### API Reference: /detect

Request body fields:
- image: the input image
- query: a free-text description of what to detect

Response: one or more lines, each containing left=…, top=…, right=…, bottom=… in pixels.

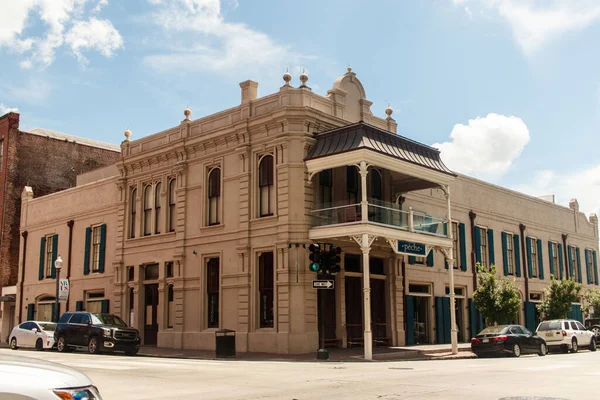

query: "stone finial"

left=184, top=106, right=192, bottom=120
left=385, top=104, right=393, bottom=120
left=299, top=69, right=308, bottom=87
left=569, top=198, right=579, bottom=212
left=283, top=69, right=292, bottom=86
left=347, top=65, right=352, bottom=73
left=590, top=213, right=598, bottom=225
left=124, top=128, right=131, bottom=141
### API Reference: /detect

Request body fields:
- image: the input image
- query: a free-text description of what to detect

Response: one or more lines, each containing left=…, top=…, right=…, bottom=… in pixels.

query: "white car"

left=535, top=319, right=597, bottom=353
left=9, top=321, right=56, bottom=351
left=0, top=353, right=103, bottom=399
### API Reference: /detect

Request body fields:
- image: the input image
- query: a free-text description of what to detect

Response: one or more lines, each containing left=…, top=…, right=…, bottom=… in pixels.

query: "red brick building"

left=0, top=112, right=121, bottom=341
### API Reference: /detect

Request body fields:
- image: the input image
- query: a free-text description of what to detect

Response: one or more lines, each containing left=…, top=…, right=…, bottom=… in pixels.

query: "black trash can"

left=215, top=329, right=236, bottom=358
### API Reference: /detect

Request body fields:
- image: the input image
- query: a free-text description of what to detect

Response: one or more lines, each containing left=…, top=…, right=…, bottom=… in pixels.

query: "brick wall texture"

left=0, top=112, right=121, bottom=287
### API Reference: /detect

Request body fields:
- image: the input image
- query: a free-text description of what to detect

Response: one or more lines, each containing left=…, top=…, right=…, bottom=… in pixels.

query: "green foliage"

left=473, top=263, right=521, bottom=326
left=583, top=288, right=600, bottom=318
left=537, top=278, right=582, bottom=319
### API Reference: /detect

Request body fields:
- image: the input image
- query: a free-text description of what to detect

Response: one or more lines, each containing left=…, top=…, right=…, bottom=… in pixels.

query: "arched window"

left=168, top=179, right=176, bottom=232
left=143, top=185, right=152, bottom=236
left=207, top=168, right=221, bottom=225
left=36, top=296, right=56, bottom=322
left=258, top=155, right=274, bottom=217
left=167, top=285, right=174, bottom=328
left=154, top=183, right=162, bottom=234
left=129, top=188, right=137, bottom=239
left=371, top=169, right=383, bottom=200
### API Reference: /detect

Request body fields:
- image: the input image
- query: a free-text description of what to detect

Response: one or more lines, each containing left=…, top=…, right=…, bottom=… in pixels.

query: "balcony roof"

left=305, top=122, right=455, bottom=177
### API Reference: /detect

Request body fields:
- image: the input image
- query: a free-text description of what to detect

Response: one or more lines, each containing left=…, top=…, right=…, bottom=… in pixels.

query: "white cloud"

left=93, top=0, right=108, bottom=13
left=514, top=165, right=600, bottom=218
left=0, top=104, right=19, bottom=116
left=451, top=0, right=600, bottom=54
left=143, top=0, right=311, bottom=78
left=432, top=113, right=530, bottom=180
left=66, top=17, right=123, bottom=64
left=0, top=0, right=122, bottom=68
left=0, top=77, right=53, bottom=104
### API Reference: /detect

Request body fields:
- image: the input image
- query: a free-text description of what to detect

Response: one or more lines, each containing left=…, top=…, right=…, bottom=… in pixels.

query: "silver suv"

left=535, top=319, right=597, bottom=353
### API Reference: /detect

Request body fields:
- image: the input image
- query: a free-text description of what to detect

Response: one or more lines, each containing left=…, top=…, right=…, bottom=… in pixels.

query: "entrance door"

left=345, top=277, right=363, bottom=346
left=370, top=279, right=387, bottom=344
left=144, top=284, right=159, bottom=346
left=408, top=296, right=431, bottom=345
left=317, top=284, right=336, bottom=346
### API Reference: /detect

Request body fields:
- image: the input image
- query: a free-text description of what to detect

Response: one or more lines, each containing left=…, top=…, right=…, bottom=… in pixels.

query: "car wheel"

left=571, top=338, right=578, bottom=353
left=10, top=337, right=18, bottom=350
left=589, top=338, right=597, bottom=352
left=125, top=349, right=139, bottom=356
left=35, top=338, right=44, bottom=351
left=512, top=343, right=521, bottom=358
left=592, top=326, right=600, bottom=336
left=88, top=337, right=100, bottom=355
left=538, top=343, right=547, bottom=356
left=56, top=336, right=68, bottom=353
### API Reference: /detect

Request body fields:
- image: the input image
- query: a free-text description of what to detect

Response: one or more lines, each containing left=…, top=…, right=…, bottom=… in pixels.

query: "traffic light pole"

left=317, top=281, right=328, bottom=360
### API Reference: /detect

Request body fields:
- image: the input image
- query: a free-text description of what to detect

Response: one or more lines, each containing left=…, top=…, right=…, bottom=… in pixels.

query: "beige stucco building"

left=15, top=69, right=600, bottom=357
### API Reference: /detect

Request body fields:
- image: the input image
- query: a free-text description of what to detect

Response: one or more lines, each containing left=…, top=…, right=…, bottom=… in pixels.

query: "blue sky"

left=1, top=0, right=600, bottom=217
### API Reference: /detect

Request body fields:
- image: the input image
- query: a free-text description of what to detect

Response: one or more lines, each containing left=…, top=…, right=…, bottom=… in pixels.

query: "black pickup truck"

left=54, top=311, right=141, bottom=355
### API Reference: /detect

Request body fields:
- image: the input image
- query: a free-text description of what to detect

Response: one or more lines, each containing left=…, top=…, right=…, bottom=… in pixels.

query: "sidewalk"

left=0, top=342, right=475, bottom=362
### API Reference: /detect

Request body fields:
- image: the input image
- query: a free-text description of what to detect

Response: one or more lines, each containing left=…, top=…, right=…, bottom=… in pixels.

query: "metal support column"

left=444, top=186, right=459, bottom=355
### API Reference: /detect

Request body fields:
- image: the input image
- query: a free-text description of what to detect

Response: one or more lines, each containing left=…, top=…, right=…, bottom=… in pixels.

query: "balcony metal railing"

left=310, top=199, right=447, bottom=236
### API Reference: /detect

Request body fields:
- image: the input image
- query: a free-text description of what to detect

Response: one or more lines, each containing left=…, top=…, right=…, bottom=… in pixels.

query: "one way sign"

left=313, top=280, right=334, bottom=289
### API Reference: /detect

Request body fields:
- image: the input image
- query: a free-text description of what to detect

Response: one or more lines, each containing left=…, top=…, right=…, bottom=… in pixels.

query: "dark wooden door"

left=144, top=284, right=159, bottom=346
left=318, top=284, right=336, bottom=344
left=370, top=279, right=387, bottom=342
left=345, top=277, right=363, bottom=345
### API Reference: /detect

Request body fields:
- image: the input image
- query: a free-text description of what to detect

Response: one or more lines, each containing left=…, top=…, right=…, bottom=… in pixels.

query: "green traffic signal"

left=309, top=262, right=320, bottom=272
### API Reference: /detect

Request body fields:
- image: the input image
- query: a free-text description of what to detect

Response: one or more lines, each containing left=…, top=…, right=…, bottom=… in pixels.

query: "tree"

left=473, top=263, right=521, bottom=326
left=537, top=278, right=582, bottom=319
left=583, top=288, right=600, bottom=319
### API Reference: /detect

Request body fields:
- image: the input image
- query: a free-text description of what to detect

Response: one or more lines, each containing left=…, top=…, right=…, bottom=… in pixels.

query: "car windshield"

left=38, top=323, right=56, bottom=331
left=478, top=326, right=509, bottom=335
left=91, top=314, right=128, bottom=327
left=537, top=321, right=561, bottom=331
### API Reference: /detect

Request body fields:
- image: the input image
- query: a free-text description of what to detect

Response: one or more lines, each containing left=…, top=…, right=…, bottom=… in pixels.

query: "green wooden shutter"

left=426, top=250, right=434, bottom=267
left=568, top=246, right=574, bottom=278
left=487, top=229, right=495, bottom=266
left=468, top=299, right=477, bottom=338
left=98, top=224, right=107, bottom=273
left=84, top=227, right=92, bottom=275
left=548, top=242, right=555, bottom=276
left=593, top=250, right=599, bottom=285
left=38, top=237, right=46, bottom=280
left=474, top=227, right=481, bottom=264
left=101, top=299, right=110, bottom=314
left=435, top=297, right=444, bottom=344
left=526, top=237, right=533, bottom=278
left=576, top=248, right=582, bottom=283
left=405, top=295, right=414, bottom=345
left=442, top=297, right=451, bottom=344
left=537, top=240, right=544, bottom=280
left=558, top=243, right=565, bottom=280
left=586, top=250, right=592, bottom=284
left=51, top=303, right=57, bottom=322
left=501, top=232, right=509, bottom=276
left=444, top=224, right=448, bottom=269
left=408, top=256, right=416, bottom=265
left=514, top=234, right=521, bottom=277
left=76, top=301, right=84, bottom=311
left=27, top=304, right=35, bottom=321
left=50, top=234, right=58, bottom=279
left=459, top=223, right=467, bottom=271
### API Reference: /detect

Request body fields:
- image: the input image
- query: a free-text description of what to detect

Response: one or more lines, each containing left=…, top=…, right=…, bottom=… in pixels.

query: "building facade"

left=0, top=112, right=121, bottom=342
left=16, top=70, right=600, bottom=356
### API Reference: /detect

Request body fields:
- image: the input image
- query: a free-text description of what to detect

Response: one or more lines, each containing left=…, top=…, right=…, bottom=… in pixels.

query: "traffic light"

left=308, top=243, right=321, bottom=272
left=330, top=246, right=342, bottom=274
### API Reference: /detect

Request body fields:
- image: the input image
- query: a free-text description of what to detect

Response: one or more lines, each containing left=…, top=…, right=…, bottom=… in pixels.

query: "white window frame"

left=505, top=232, right=515, bottom=275
left=551, top=242, right=559, bottom=279
left=479, top=227, right=488, bottom=268
left=530, top=237, right=538, bottom=278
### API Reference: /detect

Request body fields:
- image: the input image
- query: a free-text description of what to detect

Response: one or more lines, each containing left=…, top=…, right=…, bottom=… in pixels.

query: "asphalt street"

left=1, top=348, right=596, bottom=400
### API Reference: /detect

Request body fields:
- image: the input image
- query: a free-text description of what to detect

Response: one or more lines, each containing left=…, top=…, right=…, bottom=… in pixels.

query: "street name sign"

left=58, top=279, right=69, bottom=304
left=312, top=280, right=334, bottom=289
left=397, top=240, right=427, bottom=256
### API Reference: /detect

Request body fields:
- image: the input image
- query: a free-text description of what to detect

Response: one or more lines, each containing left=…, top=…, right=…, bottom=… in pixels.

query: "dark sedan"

left=471, top=324, right=547, bottom=358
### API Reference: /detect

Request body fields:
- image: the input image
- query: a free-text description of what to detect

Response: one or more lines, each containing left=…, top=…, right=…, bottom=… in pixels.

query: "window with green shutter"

left=593, top=250, right=599, bottom=285
left=487, top=229, right=495, bottom=266
left=513, top=234, right=521, bottom=277
left=38, top=237, right=46, bottom=280
left=459, top=223, right=467, bottom=271
left=537, top=239, right=544, bottom=280
left=527, top=237, right=536, bottom=278
left=549, top=242, right=559, bottom=279
left=557, top=243, right=564, bottom=280
left=576, top=248, right=582, bottom=283
left=502, top=232, right=515, bottom=276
